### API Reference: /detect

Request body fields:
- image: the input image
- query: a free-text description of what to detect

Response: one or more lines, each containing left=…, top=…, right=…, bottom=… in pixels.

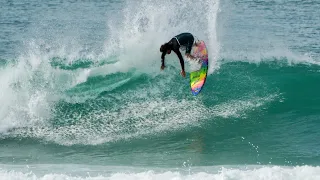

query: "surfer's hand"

left=180, top=70, right=186, bottom=77
left=186, top=53, right=195, bottom=60
left=161, top=65, right=165, bottom=70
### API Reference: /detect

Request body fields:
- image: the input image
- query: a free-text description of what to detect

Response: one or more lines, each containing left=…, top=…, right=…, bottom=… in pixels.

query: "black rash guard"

left=161, top=33, right=194, bottom=72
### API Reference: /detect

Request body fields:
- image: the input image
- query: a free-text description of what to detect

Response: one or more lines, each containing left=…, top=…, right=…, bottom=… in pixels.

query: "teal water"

left=1, top=0, right=320, bottom=179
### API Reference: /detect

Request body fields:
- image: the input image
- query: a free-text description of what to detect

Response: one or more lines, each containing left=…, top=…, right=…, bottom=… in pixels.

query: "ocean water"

left=1, top=0, right=320, bottom=179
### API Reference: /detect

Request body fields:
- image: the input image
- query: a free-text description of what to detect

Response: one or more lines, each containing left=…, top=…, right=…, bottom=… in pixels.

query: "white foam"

left=210, top=94, right=277, bottom=119
left=1, top=166, right=320, bottom=180
left=5, top=80, right=278, bottom=146
left=206, top=0, right=221, bottom=74
left=220, top=46, right=318, bottom=66
left=103, top=0, right=221, bottom=76
left=0, top=39, right=95, bottom=134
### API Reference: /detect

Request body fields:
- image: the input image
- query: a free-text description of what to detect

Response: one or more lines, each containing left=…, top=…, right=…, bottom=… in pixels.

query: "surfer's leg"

left=186, top=36, right=198, bottom=60
left=185, top=36, right=194, bottom=54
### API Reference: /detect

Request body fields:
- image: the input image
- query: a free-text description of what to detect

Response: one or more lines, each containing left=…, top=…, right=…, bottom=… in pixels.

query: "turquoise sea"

left=1, top=0, right=320, bottom=179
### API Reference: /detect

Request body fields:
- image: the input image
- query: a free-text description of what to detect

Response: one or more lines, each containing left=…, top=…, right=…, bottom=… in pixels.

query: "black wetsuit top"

left=161, top=33, right=194, bottom=71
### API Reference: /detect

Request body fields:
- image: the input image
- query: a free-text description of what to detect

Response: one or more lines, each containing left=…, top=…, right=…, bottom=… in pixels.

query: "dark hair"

left=160, top=43, right=168, bottom=52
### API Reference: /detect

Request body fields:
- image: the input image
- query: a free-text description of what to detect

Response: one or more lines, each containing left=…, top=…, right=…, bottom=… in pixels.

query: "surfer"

left=160, top=32, right=197, bottom=77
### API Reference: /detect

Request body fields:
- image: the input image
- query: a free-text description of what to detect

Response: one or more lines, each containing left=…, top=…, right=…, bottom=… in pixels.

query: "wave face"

left=1, top=0, right=320, bottom=179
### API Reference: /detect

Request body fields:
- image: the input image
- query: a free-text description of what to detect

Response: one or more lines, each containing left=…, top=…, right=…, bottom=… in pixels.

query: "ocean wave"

left=1, top=165, right=319, bottom=180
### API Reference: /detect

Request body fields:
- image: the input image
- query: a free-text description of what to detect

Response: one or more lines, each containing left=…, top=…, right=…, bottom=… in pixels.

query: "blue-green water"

left=1, top=0, right=320, bottom=179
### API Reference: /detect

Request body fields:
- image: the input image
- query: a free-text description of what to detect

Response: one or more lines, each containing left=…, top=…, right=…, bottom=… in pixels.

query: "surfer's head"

left=160, top=43, right=171, bottom=54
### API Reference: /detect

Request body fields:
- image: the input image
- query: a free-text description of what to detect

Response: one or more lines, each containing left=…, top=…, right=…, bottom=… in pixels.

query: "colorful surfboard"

left=190, top=40, right=208, bottom=96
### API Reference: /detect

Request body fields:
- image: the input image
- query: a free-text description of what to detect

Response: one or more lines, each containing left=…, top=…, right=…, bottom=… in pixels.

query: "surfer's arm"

left=161, top=52, right=166, bottom=66
left=175, top=50, right=185, bottom=72
left=161, top=52, right=166, bottom=70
